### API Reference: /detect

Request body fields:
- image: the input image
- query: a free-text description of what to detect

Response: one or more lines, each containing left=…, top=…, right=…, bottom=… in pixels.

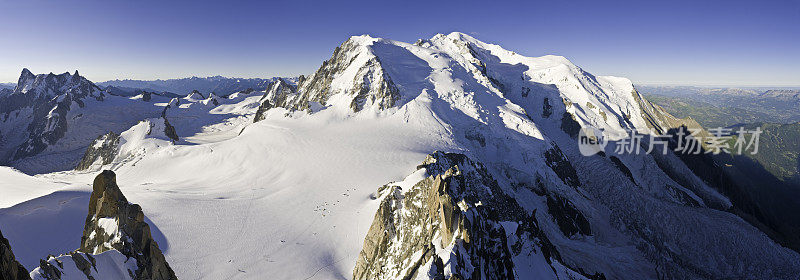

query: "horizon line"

left=1, top=75, right=798, bottom=89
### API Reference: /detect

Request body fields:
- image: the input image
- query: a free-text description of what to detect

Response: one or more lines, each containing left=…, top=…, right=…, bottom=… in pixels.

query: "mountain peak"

left=438, top=31, right=479, bottom=42
left=20, top=68, right=33, bottom=77
left=16, top=68, right=36, bottom=91
left=347, top=34, right=379, bottom=44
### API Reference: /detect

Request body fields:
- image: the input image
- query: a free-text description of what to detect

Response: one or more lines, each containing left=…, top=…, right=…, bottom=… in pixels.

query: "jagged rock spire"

left=79, top=170, right=177, bottom=280
left=1, top=68, right=106, bottom=163
left=354, top=152, right=532, bottom=280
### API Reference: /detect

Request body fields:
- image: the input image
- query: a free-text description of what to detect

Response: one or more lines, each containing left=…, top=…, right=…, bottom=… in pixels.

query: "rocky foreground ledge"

left=28, top=170, right=177, bottom=280
left=353, top=152, right=602, bottom=280
left=1, top=228, right=30, bottom=280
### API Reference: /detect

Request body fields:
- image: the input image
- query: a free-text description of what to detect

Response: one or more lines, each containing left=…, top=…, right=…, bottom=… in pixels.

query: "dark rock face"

left=560, top=112, right=581, bottom=138
left=206, top=93, right=219, bottom=106
left=542, top=97, right=553, bottom=118
left=254, top=79, right=296, bottom=122
left=1, top=229, right=30, bottom=280
left=75, top=132, right=121, bottom=170
left=0, top=69, right=105, bottom=163
left=609, top=156, right=636, bottom=185
left=35, top=252, right=109, bottom=280
left=158, top=101, right=180, bottom=143
left=543, top=146, right=581, bottom=188
left=79, top=170, right=177, bottom=280
left=162, top=118, right=179, bottom=143
left=263, top=79, right=297, bottom=109
left=253, top=100, right=272, bottom=123
left=464, top=129, right=486, bottom=147
left=189, top=90, right=204, bottom=99
left=35, top=257, right=61, bottom=280
left=353, top=152, right=517, bottom=280
left=353, top=152, right=597, bottom=280
left=546, top=194, right=592, bottom=237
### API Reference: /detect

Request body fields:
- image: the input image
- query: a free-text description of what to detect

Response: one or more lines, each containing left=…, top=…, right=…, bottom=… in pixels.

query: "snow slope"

left=1, top=32, right=798, bottom=279
left=30, top=250, right=137, bottom=280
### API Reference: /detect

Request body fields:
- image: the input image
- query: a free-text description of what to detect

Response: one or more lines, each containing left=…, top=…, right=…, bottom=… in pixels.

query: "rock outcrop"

left=31, top=250, right=137, bottom=280
left=353, top=152, right=595, bottom=280
left=162, top=117, right=179, bottom=143
left=1, top=229, right=30, bottom=280
left=160, top=102, right=180, bottom=143
left=78, top=170, right=177, bottom=280
left=254, top=79, right=297, bottom=122
left=75, top=132, right=121, bottom=171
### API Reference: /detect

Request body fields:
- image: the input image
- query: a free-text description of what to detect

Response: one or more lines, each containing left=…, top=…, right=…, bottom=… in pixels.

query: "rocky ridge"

left=29, top=170, right=177, bottom=280
left=354, top=152, right=600, bottom=280
left=75, top=132, right=120, bottom=171
left=254, top=78, right=297, bottom=122
left=0, top=69, right=106, bottom=163
left=1, top=229, right=30, bottom=280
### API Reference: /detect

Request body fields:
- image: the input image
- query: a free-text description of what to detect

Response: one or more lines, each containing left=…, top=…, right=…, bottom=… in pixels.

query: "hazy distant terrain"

left=731, top=123, right=800, bottom=182
left=642, top=86, right=800, bottom=183
left=640, top=86, right=800, bottom=127
left=97, top=76, right=290, bottom=96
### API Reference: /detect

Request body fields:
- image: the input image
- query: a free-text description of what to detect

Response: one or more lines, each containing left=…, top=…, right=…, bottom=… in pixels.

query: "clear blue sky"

left=0, top=0, right=798, bottom=86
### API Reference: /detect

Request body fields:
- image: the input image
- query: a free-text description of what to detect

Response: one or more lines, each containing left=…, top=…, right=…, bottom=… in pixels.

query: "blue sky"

left=0, top=0, right=797, bottom=86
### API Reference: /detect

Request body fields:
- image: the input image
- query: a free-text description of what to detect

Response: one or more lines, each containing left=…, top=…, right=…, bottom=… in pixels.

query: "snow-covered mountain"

left=1, top=32, right=799, bottom=280
left=0, top=69, right=272, bottom=174
left=0, top=69, right=163, bottom=173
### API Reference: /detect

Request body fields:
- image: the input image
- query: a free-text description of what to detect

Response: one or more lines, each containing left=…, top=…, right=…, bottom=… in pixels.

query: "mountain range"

left=1, top=32, right=799, bottom=280
left=0, top=83, right=14, bottom=91
left=97, top=76, right=292, bottom=97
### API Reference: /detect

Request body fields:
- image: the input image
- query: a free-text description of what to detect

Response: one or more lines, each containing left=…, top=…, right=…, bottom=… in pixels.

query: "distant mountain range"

left=0, top=69, right=272, bottom=173
left=641, top=86, right=800, bottom=127
left=97, top=76, right=295, bottom=97
left=639, top=86, right=800, bottom=98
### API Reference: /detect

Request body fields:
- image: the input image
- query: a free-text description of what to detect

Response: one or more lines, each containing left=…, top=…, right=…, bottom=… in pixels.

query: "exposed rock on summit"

left=75, top=132, right=121, bottom=171
left=78, top=170, right=177, bottom=280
